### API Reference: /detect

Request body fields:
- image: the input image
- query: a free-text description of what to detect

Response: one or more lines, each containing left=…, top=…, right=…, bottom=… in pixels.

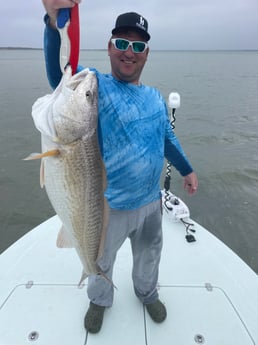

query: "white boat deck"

left=0, top=214, right=257, bottom=344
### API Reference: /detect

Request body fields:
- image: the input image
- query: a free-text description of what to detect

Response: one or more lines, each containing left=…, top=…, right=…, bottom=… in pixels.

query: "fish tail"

left=97, top=271, right=118, bottom=290
left=77, top=270, right=117, bottom=290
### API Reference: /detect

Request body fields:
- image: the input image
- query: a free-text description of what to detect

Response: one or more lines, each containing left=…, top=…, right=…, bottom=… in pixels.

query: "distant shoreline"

left=0, top=47, right=43, bottom=51
left=1, top=47, right=257, bottom=52
left=0, top=47, right=105, bottom=51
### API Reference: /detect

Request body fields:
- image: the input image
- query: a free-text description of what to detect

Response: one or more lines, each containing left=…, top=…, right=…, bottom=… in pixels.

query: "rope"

left=57, top=5, right=80, bottom=75
left=68, top=4, right=80, bottom=75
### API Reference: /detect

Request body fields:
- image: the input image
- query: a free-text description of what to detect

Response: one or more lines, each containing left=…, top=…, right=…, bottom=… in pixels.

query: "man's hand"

left=183, top=172, right=198, bottom=195
left=42, top=0, right=81, bottom=28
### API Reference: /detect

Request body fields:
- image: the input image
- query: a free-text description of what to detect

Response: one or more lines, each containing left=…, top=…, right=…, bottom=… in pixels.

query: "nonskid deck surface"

left=0, top=215, right=257, bottom=344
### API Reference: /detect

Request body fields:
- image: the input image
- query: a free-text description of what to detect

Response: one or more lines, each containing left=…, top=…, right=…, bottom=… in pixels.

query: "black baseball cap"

left=112, top=12, right=151, bottom=41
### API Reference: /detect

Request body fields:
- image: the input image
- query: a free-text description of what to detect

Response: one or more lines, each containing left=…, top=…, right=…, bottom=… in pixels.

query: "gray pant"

left=87, top=200, right=163, bottom=307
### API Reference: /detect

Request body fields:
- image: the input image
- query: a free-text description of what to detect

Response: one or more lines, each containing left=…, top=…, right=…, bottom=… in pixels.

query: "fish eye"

left=86, top=90, right=92, bottom=99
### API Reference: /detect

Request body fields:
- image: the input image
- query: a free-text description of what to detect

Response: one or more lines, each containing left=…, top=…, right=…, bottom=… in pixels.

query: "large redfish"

left=26, top=67, right=108, bottom=284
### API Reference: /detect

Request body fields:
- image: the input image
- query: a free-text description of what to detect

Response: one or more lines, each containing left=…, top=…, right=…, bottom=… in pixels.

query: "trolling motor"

left=163, top=92, right=181, bottom=209
left=162, top=93, right=196, bottom=242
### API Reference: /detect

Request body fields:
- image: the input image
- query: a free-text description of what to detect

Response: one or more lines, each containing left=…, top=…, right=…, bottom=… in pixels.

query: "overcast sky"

left=1, top=0, right=257, bottom=50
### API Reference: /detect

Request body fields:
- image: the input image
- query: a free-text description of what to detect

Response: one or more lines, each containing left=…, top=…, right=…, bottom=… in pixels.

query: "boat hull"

left=0, top=214, right=257, bottom=344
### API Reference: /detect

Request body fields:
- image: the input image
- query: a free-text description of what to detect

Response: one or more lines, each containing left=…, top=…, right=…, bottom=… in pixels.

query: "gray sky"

left=1, top=0, right=258, bottom=50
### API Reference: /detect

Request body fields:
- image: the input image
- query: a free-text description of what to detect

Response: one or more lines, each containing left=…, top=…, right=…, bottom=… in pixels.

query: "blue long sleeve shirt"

left=43, top=20, right=193, bottom=210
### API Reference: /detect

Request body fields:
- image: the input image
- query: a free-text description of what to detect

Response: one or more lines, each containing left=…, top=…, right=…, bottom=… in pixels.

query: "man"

left=41, top=0, right=198, bottom=333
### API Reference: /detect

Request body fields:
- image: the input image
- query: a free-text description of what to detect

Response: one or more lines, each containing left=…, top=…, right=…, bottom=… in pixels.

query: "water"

left=0, top=49, right=258, bottom=273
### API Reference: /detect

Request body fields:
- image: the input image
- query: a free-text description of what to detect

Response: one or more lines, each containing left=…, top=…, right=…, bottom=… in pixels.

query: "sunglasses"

left=111, top=38, right=148, bottom=53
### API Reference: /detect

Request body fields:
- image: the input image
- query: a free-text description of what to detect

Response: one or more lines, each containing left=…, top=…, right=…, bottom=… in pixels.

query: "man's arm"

left=43, top=15, right=62, bottom=89
left=164, top=117, right=198, bottom=195
left=164, top=122, right=193, bottom=177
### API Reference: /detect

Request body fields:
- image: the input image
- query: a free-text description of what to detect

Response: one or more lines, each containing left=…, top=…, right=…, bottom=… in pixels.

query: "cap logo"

left=139, top=16, right=145, bottom=26
left=136, top=16, right=146, bottom=31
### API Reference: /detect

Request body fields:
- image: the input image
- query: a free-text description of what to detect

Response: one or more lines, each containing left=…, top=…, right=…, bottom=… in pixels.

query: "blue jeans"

left=87, top=200, right=163, bottom=307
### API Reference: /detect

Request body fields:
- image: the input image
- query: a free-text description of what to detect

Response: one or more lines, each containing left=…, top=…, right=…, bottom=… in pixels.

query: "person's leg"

left=85, top=208, right=130, bottom=333
left=130, top=200, right=167, bottom=322
left=130, top=200, right=162, bottom=303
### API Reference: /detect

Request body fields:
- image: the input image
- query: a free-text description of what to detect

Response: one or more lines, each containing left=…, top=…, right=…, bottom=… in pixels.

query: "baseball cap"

left=112, top=12, right=151, bottom=41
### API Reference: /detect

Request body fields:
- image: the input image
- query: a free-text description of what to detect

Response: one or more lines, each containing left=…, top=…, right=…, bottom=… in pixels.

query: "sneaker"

left=84, top=302, right=106, bottom=333
left=145, top=299, right=167, bottom=323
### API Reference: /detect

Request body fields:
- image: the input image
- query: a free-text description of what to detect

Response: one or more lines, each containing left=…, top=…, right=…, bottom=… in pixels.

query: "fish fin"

left=56, top=225, right=74, bottom=248
left=78, top=270, right=89, bottom=287
left=40, top=160, right=45, bottom=188
left=23, top=149, right=60, bottom=160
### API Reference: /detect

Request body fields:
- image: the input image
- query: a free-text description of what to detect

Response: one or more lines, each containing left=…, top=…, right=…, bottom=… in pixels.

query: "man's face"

left=108, top=31, right=149, bottom=85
